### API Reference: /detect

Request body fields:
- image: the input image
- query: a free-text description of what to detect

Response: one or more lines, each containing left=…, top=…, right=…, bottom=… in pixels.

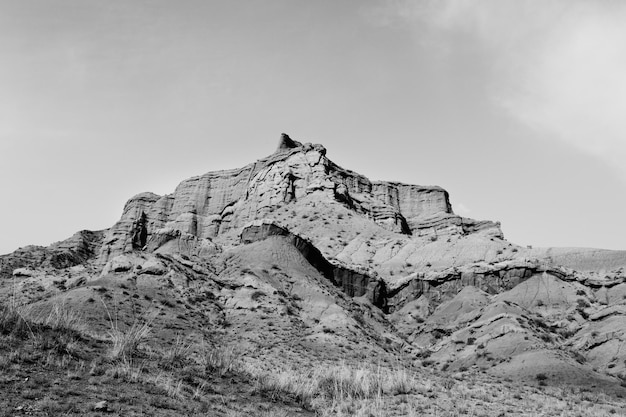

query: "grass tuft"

left=107, top=319, right=152, bottom=360
left=201, top=344, right=240, bottom=376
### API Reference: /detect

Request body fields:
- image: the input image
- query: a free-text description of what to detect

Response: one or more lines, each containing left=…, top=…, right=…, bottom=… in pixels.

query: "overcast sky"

left=1, top=0, right=626, bottom=255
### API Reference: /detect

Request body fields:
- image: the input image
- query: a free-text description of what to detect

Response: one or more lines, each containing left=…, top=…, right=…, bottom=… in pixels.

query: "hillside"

left=2, top=134, right=626, bottom=416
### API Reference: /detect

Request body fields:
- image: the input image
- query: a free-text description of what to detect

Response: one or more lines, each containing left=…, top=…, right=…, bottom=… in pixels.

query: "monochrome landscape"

left=3, top=1, right=626, bottom=415
left=2, top=136, right=626, bottom=416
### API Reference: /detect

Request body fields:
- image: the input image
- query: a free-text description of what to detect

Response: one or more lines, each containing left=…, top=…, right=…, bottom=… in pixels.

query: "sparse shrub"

left=253, top=363, right=416, bottom=410
left=432, top=328, right=451, bottom=340
left=416, top=349, right=431, bottom=359
left=559, top=328, right=577, bottom=339
left=442, top=378, right=455, bottom=390
left=572, top=352, right=586, bottom=364
left=533, top=317, right=548, bottom=329
left=105, top=358, right=145, bottom=382
left=466, top=337, right=476, bottom=345
left=540, top=333, right=552, bottom=343
left=352, top=313, right=367, bottom=328
left=151, top=372, right=184, bottom=399
left=1, top=303, right=86, bottom=356
left=160, top=334, right=193, bottom=369
left=250, top=290, right=266, bottom=301
left=161, top=299, right=175, bottom=308
left=202, top=345, right=239, bottom=376
left=0, top=306, right=33, bottom=338
left=40, top=302, right=85, bottom=333
left=577, top=298, right=590, bottom=309
left=107, top=317, right=152, bottom=360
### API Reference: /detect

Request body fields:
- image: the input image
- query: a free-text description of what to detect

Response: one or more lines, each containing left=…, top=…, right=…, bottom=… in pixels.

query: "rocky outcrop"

left=241, top=220, right=387, bottom=309
left=98, top=135, right=502, bottom=263
left=385, top=259, right=617, bottom=312
left=0, top=230, right=105, bottom=277
left=276, top=133, right=302, bottom=151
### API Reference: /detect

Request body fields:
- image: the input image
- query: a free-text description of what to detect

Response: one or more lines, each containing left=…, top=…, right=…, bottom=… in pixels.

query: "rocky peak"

left=276, top=133, right=302, bottom=152
left=98, top=135, right=502, bottom=264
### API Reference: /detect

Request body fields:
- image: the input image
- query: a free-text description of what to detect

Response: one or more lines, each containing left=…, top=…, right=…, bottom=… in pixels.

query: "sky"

left=1, top=0, right=626, bottom=255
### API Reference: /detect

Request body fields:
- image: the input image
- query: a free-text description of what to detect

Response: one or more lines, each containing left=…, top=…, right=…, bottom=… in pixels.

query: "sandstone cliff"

left=99, top=134, right=502, bottom=264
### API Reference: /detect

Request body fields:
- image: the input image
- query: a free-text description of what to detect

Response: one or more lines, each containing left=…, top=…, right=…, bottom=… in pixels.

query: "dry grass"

left=201, top=344, right=241, bottom=376
left=0, top=302, right=86, bottom=356
left=105, top=358, right=145, bottom=382
left=35, top=302, right=85, bottom=333
left=102, top=300, right=154, bottom=361
left=160, top=334, right=193, bottom=369
left=107, top=319, right=152, bottom=360
left=0, top=305, right=34, bottom=338
left=251, top=362, right=418, bottom=412
left=3, top=300, right=626, bottom=416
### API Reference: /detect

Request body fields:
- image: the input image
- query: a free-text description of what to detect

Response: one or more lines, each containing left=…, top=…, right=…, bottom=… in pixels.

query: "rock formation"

left=99, top=135, right=502, bottom=265
left=240, top=220, right=387, bottom=309
left=4, top=133, right=626, bottom=409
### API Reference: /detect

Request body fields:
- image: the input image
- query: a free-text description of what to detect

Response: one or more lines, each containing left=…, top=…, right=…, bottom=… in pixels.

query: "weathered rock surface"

left=240, top=220, right=387, bottom=309
left=98, top=135, right=502, bottom=264
left=0, top=230, right=105, bottom=278
left=529, top=246, right=626, bottom=272
left=386, top=259, right=626, bottom=313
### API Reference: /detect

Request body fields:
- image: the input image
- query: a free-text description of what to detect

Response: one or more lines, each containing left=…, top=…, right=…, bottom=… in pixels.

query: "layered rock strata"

left=0, top=230, right=104, bottom=277
left=99, top=136, right=502, bottom=264
left=387, top=259, right=626, bottom=312
left=241, top=220, right=387, bottom=309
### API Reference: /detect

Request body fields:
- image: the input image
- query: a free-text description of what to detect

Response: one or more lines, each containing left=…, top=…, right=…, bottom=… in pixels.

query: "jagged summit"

left=276, top=133, right=302, bottom=151
left=98, top=135, right=502, bottom=265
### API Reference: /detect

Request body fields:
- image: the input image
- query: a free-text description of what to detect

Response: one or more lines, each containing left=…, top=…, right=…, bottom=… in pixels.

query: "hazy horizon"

left=2, top=0, right=626, bottom=255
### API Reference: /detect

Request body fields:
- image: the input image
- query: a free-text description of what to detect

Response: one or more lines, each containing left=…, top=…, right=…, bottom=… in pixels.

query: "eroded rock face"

left=99, top=135, right=502, bottom=263
left=387, top=260, right=568, bottom=312
left=386, top=258, right=626, bottom=313
left=240, top=220, right=387, bottom=309
left=0, top=230, right=105, bottom=277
